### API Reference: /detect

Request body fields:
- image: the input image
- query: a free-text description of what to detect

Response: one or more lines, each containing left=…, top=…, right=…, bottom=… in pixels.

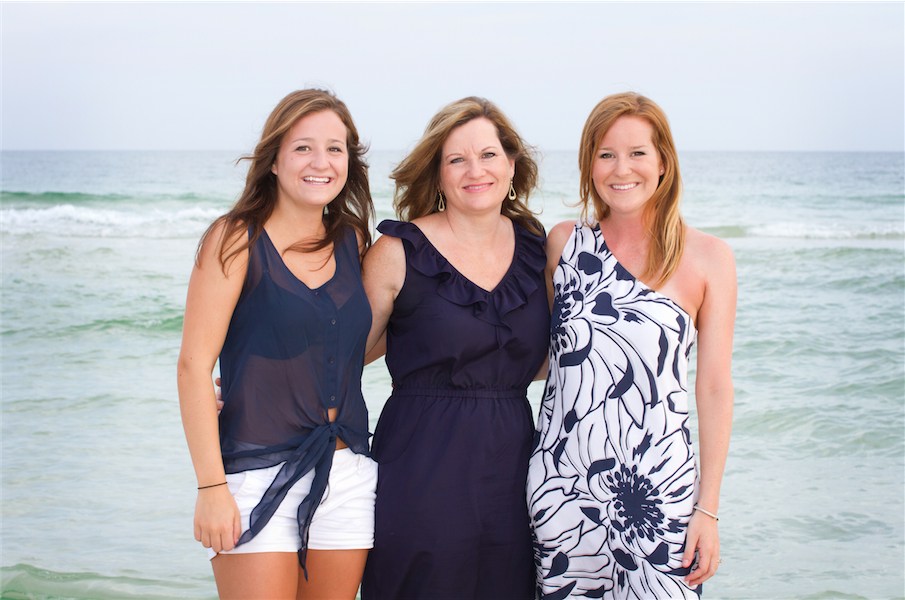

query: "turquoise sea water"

left=1, top=150, right=903, bottom=600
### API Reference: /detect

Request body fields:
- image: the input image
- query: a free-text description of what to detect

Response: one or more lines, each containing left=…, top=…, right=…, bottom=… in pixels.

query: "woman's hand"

left=681, top=509, right=720, bottom=588
left=214, top=377, right=224, bottom=413
left=194, top=484, right=242, bottom=553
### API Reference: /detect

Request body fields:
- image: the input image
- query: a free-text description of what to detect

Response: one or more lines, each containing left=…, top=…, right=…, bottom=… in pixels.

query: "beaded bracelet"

left=693, top=504, right=719, bottom=521
left=198, top=481, right=228, bottom=490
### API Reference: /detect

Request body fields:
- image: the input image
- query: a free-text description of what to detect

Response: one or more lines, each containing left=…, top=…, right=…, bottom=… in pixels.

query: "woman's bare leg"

left=212, top=552, right=299, bottom=600
left=296, top=549, right=369, bottom=600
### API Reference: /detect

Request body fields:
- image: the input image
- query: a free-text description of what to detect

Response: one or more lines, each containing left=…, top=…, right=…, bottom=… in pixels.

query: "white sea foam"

left=748, top=221, right=905, bottom=239
left=0, top=204, right=221, bottom=238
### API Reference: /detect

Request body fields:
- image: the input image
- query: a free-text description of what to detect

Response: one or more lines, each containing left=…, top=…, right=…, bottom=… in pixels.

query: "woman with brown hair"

left=177, top=89, right=377, bottom=599
left=528, top=92, right=736, bottom=598
left=360, top=97, right=549, bottom=599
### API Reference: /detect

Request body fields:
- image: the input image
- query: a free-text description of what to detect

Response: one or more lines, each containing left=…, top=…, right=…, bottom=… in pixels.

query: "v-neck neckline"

left=411, top=221, right=519, bottom=294
left=260, top=228, right=338, bottom=293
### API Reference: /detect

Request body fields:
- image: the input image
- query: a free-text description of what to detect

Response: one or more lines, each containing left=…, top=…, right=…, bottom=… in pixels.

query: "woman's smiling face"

left=592, top=115, right=664, bottom=218
left=438, top=117, right=515, bottom=215
left=271, top=110, right=349, bottom=212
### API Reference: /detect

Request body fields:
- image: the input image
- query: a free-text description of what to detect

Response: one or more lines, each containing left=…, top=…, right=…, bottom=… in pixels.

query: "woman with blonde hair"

left=360, top=97, right=549, bottom=598
left=177, top=89, right=377, bottom=599
left=528, top=92, right=736, bottom=598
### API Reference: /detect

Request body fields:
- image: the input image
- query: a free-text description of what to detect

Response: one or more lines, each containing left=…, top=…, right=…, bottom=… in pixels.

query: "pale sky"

left=2, top=1, right=903, bottom=152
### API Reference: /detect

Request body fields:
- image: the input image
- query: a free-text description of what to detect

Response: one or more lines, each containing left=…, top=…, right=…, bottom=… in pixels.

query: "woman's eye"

left=598, top=152, right=613, bottom=159
left=482, top=152, right=497, bottom=159
left=295, top=145, right=310, bottom=152
left=449, top=157, right=464, bottom=164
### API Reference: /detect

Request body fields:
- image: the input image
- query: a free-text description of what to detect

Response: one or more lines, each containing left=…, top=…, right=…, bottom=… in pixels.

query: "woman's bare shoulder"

left=197, top=218, right=248, bottom=272
left=686, top=226, right=734, bottom=262
left=684, top=226, right=736, bottom=286
left=363, top=231, right=405, bottom=276
left=546, top=220, right=579, bottom=261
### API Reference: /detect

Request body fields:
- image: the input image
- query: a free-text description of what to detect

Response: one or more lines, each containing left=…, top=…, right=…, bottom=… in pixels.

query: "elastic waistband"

left=390, top=387, right=526, bottom=400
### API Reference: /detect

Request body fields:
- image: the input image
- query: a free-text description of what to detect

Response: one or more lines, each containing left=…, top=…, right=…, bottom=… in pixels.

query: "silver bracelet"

left=693, top=504, right=719, bottom=521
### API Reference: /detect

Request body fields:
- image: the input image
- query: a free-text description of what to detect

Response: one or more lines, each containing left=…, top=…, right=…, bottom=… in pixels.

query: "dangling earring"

left=437, top=190, right=446, bottom=212
left=508, top=180, right=517, bottom=201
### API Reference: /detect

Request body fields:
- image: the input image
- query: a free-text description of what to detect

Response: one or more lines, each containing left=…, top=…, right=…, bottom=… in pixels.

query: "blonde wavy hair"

left=391, top=96, right=543, bottom=236
left=578, top=92, right=685, bottom=287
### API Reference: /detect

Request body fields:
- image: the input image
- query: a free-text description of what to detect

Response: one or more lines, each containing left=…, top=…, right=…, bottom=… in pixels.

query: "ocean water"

left=1, top=149, right=903, bottom=600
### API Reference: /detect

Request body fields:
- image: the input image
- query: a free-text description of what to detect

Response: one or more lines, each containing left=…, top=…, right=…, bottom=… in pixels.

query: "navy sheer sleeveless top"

left=218, top=225, right=371, bottom=570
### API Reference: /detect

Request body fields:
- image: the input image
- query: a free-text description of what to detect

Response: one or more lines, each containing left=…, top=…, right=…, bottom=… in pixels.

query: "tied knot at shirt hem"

left=225, top=421, right=369, bottom=577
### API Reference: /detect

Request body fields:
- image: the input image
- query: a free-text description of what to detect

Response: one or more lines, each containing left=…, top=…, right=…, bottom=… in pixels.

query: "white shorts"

left=208, top=448, right=377, bottom=558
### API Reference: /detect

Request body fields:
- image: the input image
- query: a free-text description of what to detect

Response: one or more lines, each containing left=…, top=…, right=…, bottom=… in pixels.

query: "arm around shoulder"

left=362, top=233, right=406, bottom=359
left=544, top=220, right=578, bottom=306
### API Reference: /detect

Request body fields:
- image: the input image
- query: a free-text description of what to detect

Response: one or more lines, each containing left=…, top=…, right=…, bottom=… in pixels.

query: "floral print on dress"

left=528, top=224, right=701, bottom=599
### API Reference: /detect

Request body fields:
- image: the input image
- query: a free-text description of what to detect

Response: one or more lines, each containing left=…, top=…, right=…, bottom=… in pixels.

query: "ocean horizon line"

left=2, top=148, right=904, bottom=155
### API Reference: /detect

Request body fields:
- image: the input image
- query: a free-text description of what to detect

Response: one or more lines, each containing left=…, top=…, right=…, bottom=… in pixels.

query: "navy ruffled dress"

left=361, top=219, right=550, bottom=600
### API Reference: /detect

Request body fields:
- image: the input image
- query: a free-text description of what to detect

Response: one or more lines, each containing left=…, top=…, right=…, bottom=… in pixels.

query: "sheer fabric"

left=218, top=225, right=371, bottom=570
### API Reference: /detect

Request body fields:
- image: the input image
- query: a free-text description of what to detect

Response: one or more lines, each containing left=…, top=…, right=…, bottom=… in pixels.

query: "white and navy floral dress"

left=527, top=223, right=701, bottom=599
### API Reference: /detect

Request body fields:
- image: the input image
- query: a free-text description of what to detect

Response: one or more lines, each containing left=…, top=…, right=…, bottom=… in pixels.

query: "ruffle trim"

left=377, top=219, right=546, bottom=333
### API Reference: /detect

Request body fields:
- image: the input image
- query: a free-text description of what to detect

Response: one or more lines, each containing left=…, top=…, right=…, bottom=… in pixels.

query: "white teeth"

left=611, top=183, right=637, bottom=190
left=304, top=176, right=330, bottom=183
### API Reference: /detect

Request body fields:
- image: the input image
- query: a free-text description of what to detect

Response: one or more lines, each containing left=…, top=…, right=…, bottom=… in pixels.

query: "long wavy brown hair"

left=578, top=92, right=685, bottom=287
left=391, top=96, right=543, bottom=236
left=199, top=89, right=373, bottom=272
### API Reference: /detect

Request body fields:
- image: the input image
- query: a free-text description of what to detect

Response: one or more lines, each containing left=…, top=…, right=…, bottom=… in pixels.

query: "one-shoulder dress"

left=361, top=219, right=550, bottom=600
left=527, top=224, right=701, bottom=599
